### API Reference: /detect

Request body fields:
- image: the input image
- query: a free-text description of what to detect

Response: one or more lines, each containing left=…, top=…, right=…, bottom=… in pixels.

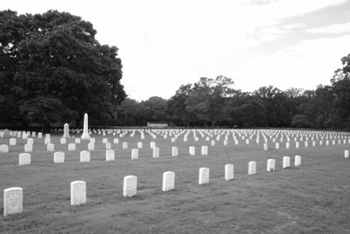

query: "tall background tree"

left=0, top=10, right=126, bottom=131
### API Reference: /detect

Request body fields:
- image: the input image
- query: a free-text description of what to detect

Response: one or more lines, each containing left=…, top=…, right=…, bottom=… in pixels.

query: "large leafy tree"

left=185, top=76, right=234, bottom=126
left=0, top=10, right=126, bottom=131
left=167, top=84, right=194, bottom=126
left=330, top=53, right=350, bottom=129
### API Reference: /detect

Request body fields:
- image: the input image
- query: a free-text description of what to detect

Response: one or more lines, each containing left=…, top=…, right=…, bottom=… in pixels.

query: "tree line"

left=1, top=10, right=349, bottom=131
left=118, top=61, right=350, bottom=130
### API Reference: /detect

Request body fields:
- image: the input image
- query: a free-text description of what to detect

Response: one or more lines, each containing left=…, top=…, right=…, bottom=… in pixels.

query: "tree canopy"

left=0, top=10, right=126, bottom=131
left=118, top=53, right=350, bottom=130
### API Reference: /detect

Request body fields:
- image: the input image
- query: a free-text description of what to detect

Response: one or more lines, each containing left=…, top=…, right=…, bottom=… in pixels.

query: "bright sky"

left=1, top=0, right=350, bottom=101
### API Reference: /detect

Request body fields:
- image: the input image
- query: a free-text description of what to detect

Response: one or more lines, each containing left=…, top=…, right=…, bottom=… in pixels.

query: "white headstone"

left=150, top=142, right=155, bottom=149
left=102, top=138, right=108, bottom=144
left=211, top=140, right=215, bottom=146
left=201, top=146, right=208, bottom=156
left=44, top=137, right=51, bottom=144
left=3, top=187, right=23, bottom=216
left=286, top=142, right=290, bottom=149
left=75, top=138, right=81, bottom=144
left=70, top=181, right=86, bottom=206
left=123, top=175, right=137, bottom=197
left=162, top=171, right=175, bottom=192
left=63, top=123, right=70, bottom=138
left=88, top=142, right=94, bottom=151
left=296, top=142, right=299, bottom=148
left=0, top=144, right=9, bottom=153
left=19, top=153, right=31, bottom=166
left=224, top=164, right=234, bottom=180
left=275, top=142, right=279, bottom=149
left=153, top=147, right=159, bottom=158
left=283, top=156, right=290, bottom=168
left=199, top=167, right=210, bottom=185
left=122, top=142, right=128, bottom=149
left=189, top=146, right=195, bottom=156
left=105, top=142, right=111, bottom=150
left=248, top=161, right=256, bottom=175
left=47, top=143, right=54, bottom=152
left=9, top=138, right=16, bottom=146
left=131, top=149, right=138, bottom=160
left=172, top=147, right=178, bottom=156
left=106, top=150, right=115, bottom=161
left=294, top=155, right=301, bottom=166
left=345, top=150, right=349, bottom=158
left=54, top=152, right=65, bottom=163
left=80, top=151, right=90, bottom=162
left=60, top=138, right=66, bottom=144
left=137, top=142, right=143, bottom=148
left=267, top=159, right=275, bottom=172
left=24, top=143, right=33, bottom=152
left=38, top=132, right=43, bottom=138
left=68, top=143, right=76, bottom=151
left=27, top=138, right=34, bottom=145
left=263, top=143, right=268, bottom=151
left=113, top=138, right=119, bottom=144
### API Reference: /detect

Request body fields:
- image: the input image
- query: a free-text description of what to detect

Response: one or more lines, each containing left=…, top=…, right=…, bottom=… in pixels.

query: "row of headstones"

left=263, top=139, right=350, bottom=150
left=0, top=137, right=122, bottom=153
left=0, top=130, right=44, bottom=139
left=16, top=146, right=209, bottom=165
left=4, top=155, right=305, bottom=216
left=52, top=127, right=349, bottom=143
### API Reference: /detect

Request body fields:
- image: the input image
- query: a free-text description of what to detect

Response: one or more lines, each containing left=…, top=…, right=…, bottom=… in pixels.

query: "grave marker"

left=81, top=113, right=90, bottom=140
left=201, top=146, right=208, bottom=156
left=295, top=155, right=301, bottom=166
left=131, top=149, right=139, bottom=160
left=172, top=147, right=178, bottom=156
left=106, top=150, right=115, bottom=161
left=162, top=171, right=175, bottom=192
left=63, top=123, right=70, bottom=138
left=70, top=181, right=86, bottom=206
left=199, top=167, right=210, bottom=185
left=0, top=144, right=9, bottom=153
left=224, top=164, right=234, bottom=180
left=248, top=161, right=256, bottom=175
left=19, top=153, right=31, bottom=166
left=267, top=159, right=275, bottom=172
left=24, top=143, right=33, bottom=152
left=68, top=143, right=76, bottom=151
left=153, top=147, right=159, bottom=158
left=123, top=175, right=137, bottom=197
left=9, top=138, right=16, bottom=146
left=4, top=187, right=23, bottom=216
left=283, top=156, right=290, bottom=168
left=47, top=143, right=54, bottom=152
left=80, top=151, right=90, bottom=162
left=189, top=146, right=195, bottom=156
left=54, top=152, right=65, bottom=163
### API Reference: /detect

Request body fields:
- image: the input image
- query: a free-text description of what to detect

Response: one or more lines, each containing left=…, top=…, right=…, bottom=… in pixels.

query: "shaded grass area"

left=1, top=131, right=350, bottom=234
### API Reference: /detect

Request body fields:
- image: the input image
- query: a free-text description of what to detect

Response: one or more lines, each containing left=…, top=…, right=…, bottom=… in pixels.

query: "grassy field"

left=1, top=129, right=350, bottom=234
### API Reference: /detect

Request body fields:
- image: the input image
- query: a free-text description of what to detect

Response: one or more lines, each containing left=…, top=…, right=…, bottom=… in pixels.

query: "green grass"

left=1, top=129, right=350, bottom=234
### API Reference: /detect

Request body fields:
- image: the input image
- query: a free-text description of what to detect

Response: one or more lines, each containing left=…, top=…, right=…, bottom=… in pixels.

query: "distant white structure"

left=147, top=122, right=168, bottom=128
left=81, top=113, right=90, bottom=140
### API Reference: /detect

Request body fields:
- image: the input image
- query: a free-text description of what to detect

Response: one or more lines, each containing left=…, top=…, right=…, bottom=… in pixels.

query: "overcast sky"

left=2, top=0, right=350, bottom=101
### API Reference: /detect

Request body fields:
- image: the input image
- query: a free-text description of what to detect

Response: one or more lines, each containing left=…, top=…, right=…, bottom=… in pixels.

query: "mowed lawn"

left=1, top=129, right=350, bottom=234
